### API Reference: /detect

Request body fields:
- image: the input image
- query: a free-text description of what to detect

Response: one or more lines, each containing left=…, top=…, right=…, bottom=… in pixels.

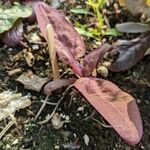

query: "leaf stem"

left=47, top=24, right=60, bottom=80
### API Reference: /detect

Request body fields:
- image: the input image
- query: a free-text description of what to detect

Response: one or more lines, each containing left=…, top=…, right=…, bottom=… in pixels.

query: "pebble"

left=32, top=44, right=39, bottom=50
left=54, top=145, right=60, bottom=149
left=65, top=115, right=70, bottom=121
left=76, top=113, right=80, bottom=116
left=30, top=32, right=41, bottom=42
left=45, top=62, right=49, bottom=66
left=6, top=144, right=11, bottom=149
left=83, top=134, right=90, bottom=146
left=77, top=106, right=84, bottom=112
left=12, top=139, right=18, bottom=145
left=62, top=115, right=66, bottom=119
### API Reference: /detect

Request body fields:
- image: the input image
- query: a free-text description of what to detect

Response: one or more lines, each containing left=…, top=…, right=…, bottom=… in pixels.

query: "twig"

left=38, top=85, right=73, bottom=125
left=40, top=100, right=58, bottom=106
left=0, top=110, right=17, bottom=139
left=35, top=95, right=49, bottom=121
left=83, top=110, right=96, bottom=120
left=0, top=121, right=15, bottom=139
left=47, top=24, right=60, bottom=80
left=91, top=117, right=112, bottom=128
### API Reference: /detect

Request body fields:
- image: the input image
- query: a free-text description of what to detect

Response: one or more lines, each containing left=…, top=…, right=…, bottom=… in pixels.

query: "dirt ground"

left=0, top=0, right=150, bottom=150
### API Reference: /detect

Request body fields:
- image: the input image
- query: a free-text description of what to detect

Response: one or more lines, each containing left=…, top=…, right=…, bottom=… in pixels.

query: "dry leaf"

left=23, top=50, right=35, bottom=67
left=51, top=113, right=64, bottom=129
left=0, top=91, right=31, bottom=121
left=16, top=70, right=49, bottom=92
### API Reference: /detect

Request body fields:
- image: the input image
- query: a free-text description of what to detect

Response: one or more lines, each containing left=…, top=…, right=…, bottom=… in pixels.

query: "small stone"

left=45, top=62, right=49, bottom=66
left=73, top=133, right=77, bottom=138
left=76, top=113, right=79, bottom=116
left=30, top=32, right=41, bottom=42
left=62, top=115, right=66, bottom=119
left=54, top=145, right=60, bottom=149
left=77, top=106, right=84, bottom=112
left=83, top=134, right=89, bottom=146
left=12, top=139, right=18, bottom=145
left=6, top=144, right=11, bottom=149
left=32, top=44, right=39, bottom=50
left=65, top=115, right=70, bottom=121
left=8, top=48, right=13, bottom=52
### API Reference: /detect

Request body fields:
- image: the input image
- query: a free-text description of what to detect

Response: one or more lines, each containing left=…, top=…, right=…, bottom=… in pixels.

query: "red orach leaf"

left=34, top=2, right=85, bottom=58
left=74, top=77, right=143, bottom=145
left=34, top=2, right=84, bottom=76
left=44, top=78, right=76, bottom=95
left=83, top=44, right=112, bottom=76
left=109, top=33, right=149, bottom=72
left=2, top=22, right=23, bottom=47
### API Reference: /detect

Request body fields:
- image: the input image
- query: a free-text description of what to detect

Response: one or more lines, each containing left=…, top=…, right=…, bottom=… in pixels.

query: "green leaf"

left=75, top=27, right=94, bottom=38
left=70, top=8, right=94, bottom=16
left=0, top=3, right=32, bottom=34
left=104, top=28, right=123, bottom=37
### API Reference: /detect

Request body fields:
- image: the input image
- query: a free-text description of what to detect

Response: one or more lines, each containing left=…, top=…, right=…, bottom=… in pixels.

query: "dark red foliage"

left=74, top=77, right=143, bottom=145
left=2, top=22, right=23, bottom=47
left=44, top=79, right=76, bottom=95
left=34, top=2, right=85, bottom=59
left=109, top=33, right=149, bottom=72
left=83, top=44, right=112, bottom=76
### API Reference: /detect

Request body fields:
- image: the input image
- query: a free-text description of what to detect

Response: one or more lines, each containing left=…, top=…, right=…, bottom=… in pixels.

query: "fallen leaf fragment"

left=23, top=50, right=35, bottom=67
left=74, top=77, right=143, bottom=145
left=83, top=134, right=90, bottom=146
left=16, top=71, right=49, bottom=92
left=0, top=91, right=31, bottom=121
left=121, top=0, right=150, bottom=16
left=116, top=22, right=150, bottom=33
left=51, top=113, right=64, bottom=129
left=7, top=68, right=22, bottom=76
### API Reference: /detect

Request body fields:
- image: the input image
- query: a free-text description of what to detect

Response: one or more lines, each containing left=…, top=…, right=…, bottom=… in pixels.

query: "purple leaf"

left=2, top=22, right=23, bottom=47
left=34, top=2, right=85, bottom=76
left=44, top=78, right=76, bottom=95
left=83, top=44, right=112, bottom=77
left=22, top=0, right=41, bottom=22
left=109, top=33, right=149, bottom=72
left=34, top=2, right=86, bottom=58
left=74, top=77, right=143, bottom=145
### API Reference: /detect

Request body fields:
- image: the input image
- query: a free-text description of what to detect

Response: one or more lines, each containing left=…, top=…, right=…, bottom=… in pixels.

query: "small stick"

left=38, top=85, right=73, bottom=125
left=47, top=24, right=60, bottom=80
left=0, top=121, right=15, bottom=139
left=34, top=95, right=49, bottom=121
left=40, top=100, right=58, bottom=106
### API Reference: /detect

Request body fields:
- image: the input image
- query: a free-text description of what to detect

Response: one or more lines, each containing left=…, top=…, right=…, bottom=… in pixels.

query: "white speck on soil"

left=83, top=134, right=90, bottom=146
left=77, top=106, right=84, bottom=111
left=65, top=115, right=70, bottom=121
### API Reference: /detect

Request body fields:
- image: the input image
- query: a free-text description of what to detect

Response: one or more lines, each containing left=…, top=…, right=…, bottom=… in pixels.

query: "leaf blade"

left=74, top=77, right=143, bottom=145
left=34, top=2, right=86, bottom=58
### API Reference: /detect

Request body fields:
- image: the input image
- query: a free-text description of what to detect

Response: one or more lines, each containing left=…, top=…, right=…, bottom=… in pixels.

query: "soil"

left=0, top=0, right=150, bottom=150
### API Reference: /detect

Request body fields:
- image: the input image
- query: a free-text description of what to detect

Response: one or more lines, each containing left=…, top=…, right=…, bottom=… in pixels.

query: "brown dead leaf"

left=16, top=70, right=49, bottom=92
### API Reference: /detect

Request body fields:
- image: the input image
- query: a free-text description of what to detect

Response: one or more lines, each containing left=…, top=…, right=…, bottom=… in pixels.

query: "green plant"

left=71, top=0, right=122, bottom=40
left=87, top=0, right=105, bottom=36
